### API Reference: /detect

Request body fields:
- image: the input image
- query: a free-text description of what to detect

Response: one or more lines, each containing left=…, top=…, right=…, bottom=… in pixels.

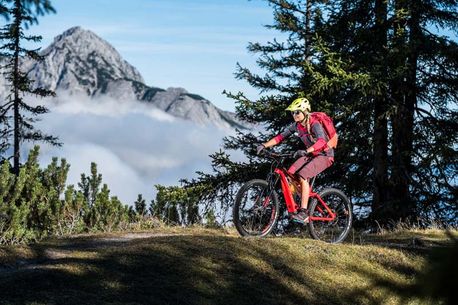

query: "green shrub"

left=152, top=185, right=205, bottom=226
left=0, top=146, right=130, bottom=244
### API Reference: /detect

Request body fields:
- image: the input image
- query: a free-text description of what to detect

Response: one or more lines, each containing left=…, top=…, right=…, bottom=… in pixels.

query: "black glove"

left=293, top=150, right=308, bottom=159
left=256, top=144, right=266, bottom=155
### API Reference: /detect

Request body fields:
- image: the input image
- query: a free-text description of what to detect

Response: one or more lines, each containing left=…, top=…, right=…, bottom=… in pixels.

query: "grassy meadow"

left=1, top=227, right=457, bottom=305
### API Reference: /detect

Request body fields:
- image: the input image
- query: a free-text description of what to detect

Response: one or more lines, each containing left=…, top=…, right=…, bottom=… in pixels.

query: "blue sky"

left=25, top=0, right=457, bottom=113
left=26, top=0, right=277, bottom=111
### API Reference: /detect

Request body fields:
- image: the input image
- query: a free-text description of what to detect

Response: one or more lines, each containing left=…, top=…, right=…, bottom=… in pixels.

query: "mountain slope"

left=16, top=26, right=248, bottom=129
left=22, top=26, right=144, bottom=96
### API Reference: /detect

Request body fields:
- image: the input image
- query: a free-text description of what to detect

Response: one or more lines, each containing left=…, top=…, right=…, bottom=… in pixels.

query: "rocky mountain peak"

left=4, top=26, right=249, bottom=130
left=22, top=26, right=144, bottom=95
left=50, top=26, right=139, bottom=80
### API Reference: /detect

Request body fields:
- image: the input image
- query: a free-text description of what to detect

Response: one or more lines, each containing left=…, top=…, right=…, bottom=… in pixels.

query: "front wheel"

left=308, top=188, right=352, bottom=243
left=233, top=179, right=279, bottom=237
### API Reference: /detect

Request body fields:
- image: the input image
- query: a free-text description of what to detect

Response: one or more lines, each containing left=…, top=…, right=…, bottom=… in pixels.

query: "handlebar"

left=259, top=150, right=294, bottom=159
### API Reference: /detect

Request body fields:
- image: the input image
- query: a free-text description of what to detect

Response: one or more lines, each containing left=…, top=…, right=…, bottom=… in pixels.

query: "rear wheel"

left=233, top=179, right=279, bottom=237
left=307, top=188, right=352, bottom=243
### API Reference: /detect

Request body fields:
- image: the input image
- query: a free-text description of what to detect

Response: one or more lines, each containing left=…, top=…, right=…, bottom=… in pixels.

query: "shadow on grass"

left=1, top=233, right=456, bottom=305
left=345, top=233, right=458, bottom=305
left=0, top=235, right=337, bottom=305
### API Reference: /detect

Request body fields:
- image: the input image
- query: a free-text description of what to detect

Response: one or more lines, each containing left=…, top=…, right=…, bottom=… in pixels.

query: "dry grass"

left=351, top=227, right=458, bottom=248
left=0, top=227, right=456, bottom=305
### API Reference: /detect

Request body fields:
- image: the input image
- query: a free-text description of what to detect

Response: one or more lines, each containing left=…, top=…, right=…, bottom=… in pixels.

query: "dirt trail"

left=0, top=232, right=187, bottom=276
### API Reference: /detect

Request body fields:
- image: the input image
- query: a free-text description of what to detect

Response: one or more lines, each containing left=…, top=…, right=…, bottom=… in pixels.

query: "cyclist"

left=256, top=97, right=334, bottom=224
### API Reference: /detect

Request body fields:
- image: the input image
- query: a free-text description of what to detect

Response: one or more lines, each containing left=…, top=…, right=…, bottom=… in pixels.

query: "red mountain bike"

left=233, top=151, right=352, bottom=243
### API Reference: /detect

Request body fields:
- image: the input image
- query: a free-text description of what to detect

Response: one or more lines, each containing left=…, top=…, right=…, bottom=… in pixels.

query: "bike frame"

left=273, top=167, right=336, bottom=222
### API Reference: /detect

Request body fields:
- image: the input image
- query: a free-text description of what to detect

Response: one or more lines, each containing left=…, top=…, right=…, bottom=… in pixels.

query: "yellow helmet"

left=286, top=97, right=311, bottom=113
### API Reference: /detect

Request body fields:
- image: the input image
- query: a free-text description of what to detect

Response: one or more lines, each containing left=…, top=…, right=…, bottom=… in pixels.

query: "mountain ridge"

left=2, top=26, right=248, bottom=130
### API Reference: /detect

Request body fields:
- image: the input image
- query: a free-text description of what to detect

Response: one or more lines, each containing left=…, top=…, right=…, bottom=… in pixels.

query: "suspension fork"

left=259, top=173, right=279, bottom=207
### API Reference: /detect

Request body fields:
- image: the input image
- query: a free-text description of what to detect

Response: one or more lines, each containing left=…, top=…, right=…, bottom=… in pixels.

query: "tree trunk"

left=12, top=0, right=21, bottom=176
left=371, top=0, right=389, bottom=219
left=399, top=0, right=419, bottom=218
left=390, top=0, right=418, bottom=221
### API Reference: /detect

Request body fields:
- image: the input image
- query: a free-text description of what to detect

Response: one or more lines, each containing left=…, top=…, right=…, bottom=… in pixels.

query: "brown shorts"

left=287, top=156, right=334, bottom=180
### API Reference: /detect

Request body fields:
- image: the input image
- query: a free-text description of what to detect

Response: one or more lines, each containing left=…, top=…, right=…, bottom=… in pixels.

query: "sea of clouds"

left=22, top=93, right=246, bottom=206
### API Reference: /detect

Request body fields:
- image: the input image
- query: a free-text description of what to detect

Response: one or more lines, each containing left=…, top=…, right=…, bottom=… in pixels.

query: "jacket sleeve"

left=310, top=122, right=328, bottom=152
left=273, top=123, right=296, bottom=143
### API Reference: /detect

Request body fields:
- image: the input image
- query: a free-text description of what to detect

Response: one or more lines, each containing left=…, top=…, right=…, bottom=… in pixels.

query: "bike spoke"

left=236, top=182, right=277, bottom=236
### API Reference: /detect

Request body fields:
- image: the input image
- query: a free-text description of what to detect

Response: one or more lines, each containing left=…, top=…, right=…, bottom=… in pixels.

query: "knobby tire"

left=307, top=188, right=352, bottom=243
left=233, top=179, right=279, bottom=237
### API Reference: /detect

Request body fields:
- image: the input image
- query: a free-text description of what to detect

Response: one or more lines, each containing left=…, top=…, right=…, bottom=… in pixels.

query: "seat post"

left=309, top=176, right=316, bottom=189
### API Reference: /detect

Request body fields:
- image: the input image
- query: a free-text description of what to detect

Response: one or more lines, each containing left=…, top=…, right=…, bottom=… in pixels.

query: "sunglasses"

left=291, top=110, right=303, bottom=116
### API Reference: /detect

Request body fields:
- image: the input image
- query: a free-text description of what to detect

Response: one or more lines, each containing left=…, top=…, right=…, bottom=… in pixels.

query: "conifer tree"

left=78, top=162, right=102, bottom=210
left=152, top=185, right=204, bottom=225
left=148, top=199, right=155, bottom=217
left=60, top=185, right=86, bottom=235
left=1, top=147, right=130, bottom=243
left=323, top=0, right=458, bottom=223
left=0, top=0, right=58, bottom=175
left=127, top=206, right=136, bottom=222
left=134, top=194, right=146, bottom=217
left=184, top=0, right=374, bottom=220
left=185, top=0, right=457, bottom=226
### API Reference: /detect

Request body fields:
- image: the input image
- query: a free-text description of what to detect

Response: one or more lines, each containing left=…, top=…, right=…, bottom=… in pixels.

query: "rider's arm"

left=262, top=137, right=280, bottom=148
left=307, top=123, right=328, bottom=154
left=263, top=123, right=296, bottom=148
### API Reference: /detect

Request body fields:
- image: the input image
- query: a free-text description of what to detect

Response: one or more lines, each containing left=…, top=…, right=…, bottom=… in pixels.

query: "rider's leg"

left=300, top=177, right=310, bottom=210
left=293, top=156, right=334, bottom=224
left=290, top=178, right=310, bottom=223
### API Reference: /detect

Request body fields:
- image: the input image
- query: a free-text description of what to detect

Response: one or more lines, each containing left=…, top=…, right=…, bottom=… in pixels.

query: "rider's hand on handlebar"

left=293, top=150, right=309, bottom=159
left=256, top=144, right=266, bottom=155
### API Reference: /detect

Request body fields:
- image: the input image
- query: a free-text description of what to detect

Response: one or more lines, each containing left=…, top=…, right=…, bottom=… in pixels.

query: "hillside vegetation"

left=1, top=228, right=457, bottom=305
